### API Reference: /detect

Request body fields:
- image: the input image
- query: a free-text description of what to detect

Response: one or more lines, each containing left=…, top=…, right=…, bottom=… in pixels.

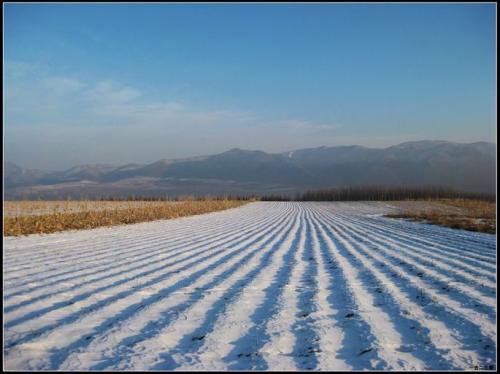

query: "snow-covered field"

left=3, top=202, right=497, bottom=370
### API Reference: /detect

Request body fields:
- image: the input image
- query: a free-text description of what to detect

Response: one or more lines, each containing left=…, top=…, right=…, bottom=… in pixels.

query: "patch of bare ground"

left=386, top=199, right=496, bottom=234
left=3, top=200, right=249, bottom=236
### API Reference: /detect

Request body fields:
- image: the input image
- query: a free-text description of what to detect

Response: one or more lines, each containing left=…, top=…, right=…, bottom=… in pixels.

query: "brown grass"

left=386, top=199, right=496, bottom=234
left=4, top=200, right=249, bottom=236
left=3, top=200, right=189, bottom=217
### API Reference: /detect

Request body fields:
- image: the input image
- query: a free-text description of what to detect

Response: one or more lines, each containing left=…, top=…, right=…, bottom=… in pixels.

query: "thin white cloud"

left=43, top=76, right=85, bottom=94
left=261, top=119, right=343, bottom=133
left=5, top=60, right=340, bottom=134
left=84, top=81, right=142, bottom=104
left=4, top=60, right=41, bottom=79
left=5, top=61, right=348, bottom=169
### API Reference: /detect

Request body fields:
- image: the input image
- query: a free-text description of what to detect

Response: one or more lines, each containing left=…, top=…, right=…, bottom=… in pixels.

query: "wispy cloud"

left=6, top=61, right=340, bottom=134
left=85, top=81, right=142, bottom=104
left=5, top=61, right=256, bottom=127
left=5, top=60, right=346, bottom=169
left=43, top=76, right=85, bottom=94
left=261, top=119, right=343, bottom=133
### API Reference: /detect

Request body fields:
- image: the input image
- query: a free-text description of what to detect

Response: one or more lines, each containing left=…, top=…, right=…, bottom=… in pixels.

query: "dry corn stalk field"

left=386, top=199, right=496, bottom=234
left=3, top=200, right=248, bottom=236
left=4, top=200, right=187, bottom=217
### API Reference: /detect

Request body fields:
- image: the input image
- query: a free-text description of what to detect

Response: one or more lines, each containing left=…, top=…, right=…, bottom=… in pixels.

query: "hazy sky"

left=4, top=3, right=496, bottom=170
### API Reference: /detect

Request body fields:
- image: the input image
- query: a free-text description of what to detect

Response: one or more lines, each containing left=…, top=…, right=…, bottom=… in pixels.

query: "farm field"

left=3, top=201, right=497, bottom=370
left=387, top=199, right=496, bottom=234
left=3, top=200, right=247, bottom=236
left=3, top=200, right=187, bottom=217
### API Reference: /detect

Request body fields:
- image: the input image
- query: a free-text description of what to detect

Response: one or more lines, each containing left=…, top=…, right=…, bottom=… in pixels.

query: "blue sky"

left=4, top=3, right=496, bottom=170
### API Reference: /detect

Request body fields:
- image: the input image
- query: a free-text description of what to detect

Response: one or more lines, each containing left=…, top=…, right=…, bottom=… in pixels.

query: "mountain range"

left=4, top=140, right=496, bottom=199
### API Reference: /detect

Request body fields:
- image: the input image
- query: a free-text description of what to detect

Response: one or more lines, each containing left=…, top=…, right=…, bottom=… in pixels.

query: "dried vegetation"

left=4, top=200, right=249, bottom=236
left=386, top=199, right=496, bottom=234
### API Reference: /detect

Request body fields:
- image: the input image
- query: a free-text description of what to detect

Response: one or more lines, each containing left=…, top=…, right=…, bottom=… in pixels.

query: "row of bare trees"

left=10, top=186, right=494, bottom=202
left=96, top=194, right=258, bottom=201
left=260, top=185, right=495, bottom=202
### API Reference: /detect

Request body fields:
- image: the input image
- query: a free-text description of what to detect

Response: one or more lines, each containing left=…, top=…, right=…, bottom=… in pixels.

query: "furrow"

left=4, top=203, right=271, bottom=290
left=4, top=205, right=283, bottom=311
left=170, top=205, right=306, bottom=370
left=315, top=207, right=495, bottom=367
left=3, top=205, right=292, bottom=370
left=320, top=209, right=497, bottom=344
left=309, top=209, right=425, bottom=370
left=312, top=210, right=480, bottom=369
left=108, top=205, right=302, bottom=371
left=342, top=213, right=496, bottom=280
left=332, top=213, right=497, bottom=308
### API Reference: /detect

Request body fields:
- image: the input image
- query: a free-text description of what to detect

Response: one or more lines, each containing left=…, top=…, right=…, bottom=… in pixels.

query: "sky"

left=4, top=3, right=497, bottom=170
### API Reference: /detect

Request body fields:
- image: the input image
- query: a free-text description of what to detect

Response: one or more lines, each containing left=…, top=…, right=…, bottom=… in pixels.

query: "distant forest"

left=260, top=185, right=496, bottom=202
left=44, top=185, right=496, bottom=202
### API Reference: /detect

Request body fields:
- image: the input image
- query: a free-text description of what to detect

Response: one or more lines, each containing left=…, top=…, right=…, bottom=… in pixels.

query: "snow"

left=3, top=202, right=497, bottom=370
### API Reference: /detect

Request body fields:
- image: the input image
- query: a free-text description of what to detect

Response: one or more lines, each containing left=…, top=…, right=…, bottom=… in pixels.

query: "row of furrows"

left=4, top=203, right=295, bottom=343
left=330, top=211, right=496, bottom=307
left=317, top=206, right=496, bottom=333
left=67, top=203, right=492, bottom=369
left=4, top=202, right=496, bottom=370
left=347, top=212, right=496, bottom=274
left=3, top=204, right=289, bottom=311
left=365, top=214, right=496, bottom=259
left=139, top=204, right=494, bottom=370
left=3, top=210, right=258, bottom=293
left=3, top=203, right=271, bottom=283
left=315, top=205, right=496, bottom=362
left=3, top=209, right=230, bottom=268
left=4, top=203, right=297, bottom=369
left=2, top=202, right=260, bottom=255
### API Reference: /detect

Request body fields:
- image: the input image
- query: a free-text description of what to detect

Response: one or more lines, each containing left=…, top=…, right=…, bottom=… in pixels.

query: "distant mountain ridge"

left=4, top=140, right=496, bottom=199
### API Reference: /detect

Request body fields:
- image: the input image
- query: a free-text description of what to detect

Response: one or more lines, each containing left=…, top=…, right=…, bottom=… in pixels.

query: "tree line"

left=96, top=194, right=258, bottom=201
left=8, top=186, right=495, bottom=202
left=260, top=185, right=495, bottom=202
